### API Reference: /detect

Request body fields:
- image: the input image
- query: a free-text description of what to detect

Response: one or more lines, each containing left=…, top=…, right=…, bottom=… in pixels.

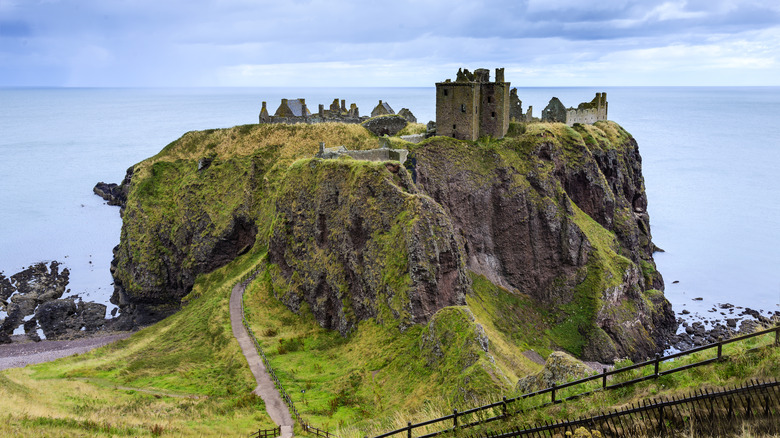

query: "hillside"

left=1, top=120, right=679, bottom=435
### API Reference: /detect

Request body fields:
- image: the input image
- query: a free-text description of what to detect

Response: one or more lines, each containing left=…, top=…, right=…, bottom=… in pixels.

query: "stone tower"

left=435, top=68, right=511, bottom=141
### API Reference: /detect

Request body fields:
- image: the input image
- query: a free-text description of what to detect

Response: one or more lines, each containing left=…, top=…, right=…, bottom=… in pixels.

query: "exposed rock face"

left=411, top=121, right=673, bottom=362
left=35, top=299, right=107, bottom=340
left=516, top=351, right=593, bottom=393
left=362, top=115, right=408, bottom=136
left=108, top=152, right=266, bottom=329
left=93, top=166, right=133, bottom=209
left=0, top=262, right=108, bottom=342
left=268, top=159, right=469, bottom=335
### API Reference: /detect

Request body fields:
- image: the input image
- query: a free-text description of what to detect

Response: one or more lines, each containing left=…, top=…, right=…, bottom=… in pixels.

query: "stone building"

left=541, top=93, right=608, bottom=126
left=371, top=100, right=395, bottom=117
left=435, top=68, right=511, bottom=141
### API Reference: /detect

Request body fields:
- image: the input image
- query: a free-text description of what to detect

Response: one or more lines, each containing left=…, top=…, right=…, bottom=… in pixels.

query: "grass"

left=243, top=263, right=544, bottom=437
left=0, top=249, right=276, bottom=436
left=449, top=326, right=780, bottom=437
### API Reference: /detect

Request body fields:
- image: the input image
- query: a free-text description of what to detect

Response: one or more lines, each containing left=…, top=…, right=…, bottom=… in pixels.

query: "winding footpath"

left=230, top=281, right=295, bottom=438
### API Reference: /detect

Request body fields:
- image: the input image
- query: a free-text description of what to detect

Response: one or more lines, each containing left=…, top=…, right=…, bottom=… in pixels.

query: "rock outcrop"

left=268, top=159, right=469, bottom=335
left=93, top=166, right=133, bottom=209
left=0, top=262, right=108, bottom=342
left=516, top=351, right=593, bottom=393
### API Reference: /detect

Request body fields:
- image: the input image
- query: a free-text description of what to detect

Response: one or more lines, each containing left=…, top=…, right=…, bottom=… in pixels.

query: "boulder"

left=516, top=351, right=593, bottom=394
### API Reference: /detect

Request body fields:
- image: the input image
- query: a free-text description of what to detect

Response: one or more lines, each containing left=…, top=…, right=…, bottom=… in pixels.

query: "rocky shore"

left=667, top=303, right=780, bottom=351
left=0, top=261, right=121, bottom=344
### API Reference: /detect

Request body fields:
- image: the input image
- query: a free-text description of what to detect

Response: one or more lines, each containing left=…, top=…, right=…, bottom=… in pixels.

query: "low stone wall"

left=343, top=148, right=409, bottom=164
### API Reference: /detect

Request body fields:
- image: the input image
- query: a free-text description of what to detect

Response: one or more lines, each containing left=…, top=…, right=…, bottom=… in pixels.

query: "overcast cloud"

left=1, top=0, right=779, bottom=86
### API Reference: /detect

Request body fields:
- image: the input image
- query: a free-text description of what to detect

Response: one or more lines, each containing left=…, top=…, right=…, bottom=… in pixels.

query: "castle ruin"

left=259, top=97, right=373, bottom=124
left=435, top=68, right=609, bottom=140
left=435, top=68, right=511, bottom=141
left=541, top=93, right=608, bottom=126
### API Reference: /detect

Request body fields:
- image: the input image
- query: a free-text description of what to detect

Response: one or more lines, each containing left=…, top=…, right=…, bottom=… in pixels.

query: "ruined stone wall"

left=436, top=83, right=480, bottom=141
left=541, top=93, right=608, bottom=127
left=565, top=108, right=600, bottom=125
left=343, top=149, right=408, bottom=163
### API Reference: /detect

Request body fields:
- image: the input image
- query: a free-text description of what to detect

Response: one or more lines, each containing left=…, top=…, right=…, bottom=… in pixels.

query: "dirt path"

left=230, top=281, right=294, bottom=438
left=0, top=333, right=130, bottom=371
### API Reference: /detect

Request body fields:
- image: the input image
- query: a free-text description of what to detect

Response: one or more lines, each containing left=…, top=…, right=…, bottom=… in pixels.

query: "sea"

left=1, top=87, right=779, bottom=329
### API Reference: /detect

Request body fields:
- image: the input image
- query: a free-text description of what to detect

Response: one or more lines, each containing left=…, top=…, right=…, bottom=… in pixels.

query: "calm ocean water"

left=1, top=87, right=779, bottom=324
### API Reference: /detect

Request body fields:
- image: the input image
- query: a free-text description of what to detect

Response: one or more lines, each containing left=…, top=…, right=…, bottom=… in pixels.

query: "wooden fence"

left=469, top=378, right=780, bottom=438
left=372, top=323, right=780, bottom=438
left=250, top=426, right=282, bottom=438
left=237, top=270, right=338, bottom=438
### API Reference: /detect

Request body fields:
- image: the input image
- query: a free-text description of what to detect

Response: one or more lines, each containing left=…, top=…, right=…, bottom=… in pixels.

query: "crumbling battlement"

left=541, top=93, right=608, bottom=126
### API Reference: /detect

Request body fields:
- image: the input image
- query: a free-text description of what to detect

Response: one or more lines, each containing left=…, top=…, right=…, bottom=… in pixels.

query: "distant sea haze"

left=1, top=86, right=778, bottom=324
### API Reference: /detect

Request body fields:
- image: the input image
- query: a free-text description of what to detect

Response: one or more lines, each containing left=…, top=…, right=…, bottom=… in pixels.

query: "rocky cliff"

left=104, top=121, right=674, bottom=362
left=268, top=159, right=469, bottom=335
left=410, top=121, right=673, bottom=361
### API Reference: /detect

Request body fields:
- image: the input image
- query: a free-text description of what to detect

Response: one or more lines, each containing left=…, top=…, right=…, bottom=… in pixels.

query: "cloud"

left=0, top=0, right=779, bottom=86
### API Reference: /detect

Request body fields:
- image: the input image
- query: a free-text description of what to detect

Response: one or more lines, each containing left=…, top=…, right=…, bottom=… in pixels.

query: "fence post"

left=602, top=367, right=607, bottom=389
left=775, top=323, right=779, bottom=346
left=502, top=396, right=507, bottom=418
left=717, top=337, right=723, bottom=360
left=654, top=353, right=660, bottom=377
left=453, top=409, right=459, bottom=432
left=407, top=421, right=412, bottom=438
left=551, top=383, right=556, bottom=403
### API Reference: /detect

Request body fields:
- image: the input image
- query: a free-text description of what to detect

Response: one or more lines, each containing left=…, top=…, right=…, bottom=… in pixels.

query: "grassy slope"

left=466, top=330, right=780, bottom=436
left=0, top=249, right=272, bottom=437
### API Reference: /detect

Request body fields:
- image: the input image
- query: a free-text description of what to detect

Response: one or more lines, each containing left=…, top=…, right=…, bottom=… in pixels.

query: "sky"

left=1, top=0, right=780, bottom=87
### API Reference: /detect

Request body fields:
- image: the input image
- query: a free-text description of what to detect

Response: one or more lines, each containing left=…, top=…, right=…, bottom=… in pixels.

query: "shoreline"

left=0, top=332, right=131, bottom=371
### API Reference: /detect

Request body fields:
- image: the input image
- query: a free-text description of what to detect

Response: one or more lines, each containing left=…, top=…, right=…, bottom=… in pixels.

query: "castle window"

left=491, top=111, right=496, bottom=118
left=460, top=104, right=466, bottom=113
left=443, top=89, right=449, bottom=96
left=453, top=124, right=457, bottom=130
left=487, top=96, right=492, bottom=103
